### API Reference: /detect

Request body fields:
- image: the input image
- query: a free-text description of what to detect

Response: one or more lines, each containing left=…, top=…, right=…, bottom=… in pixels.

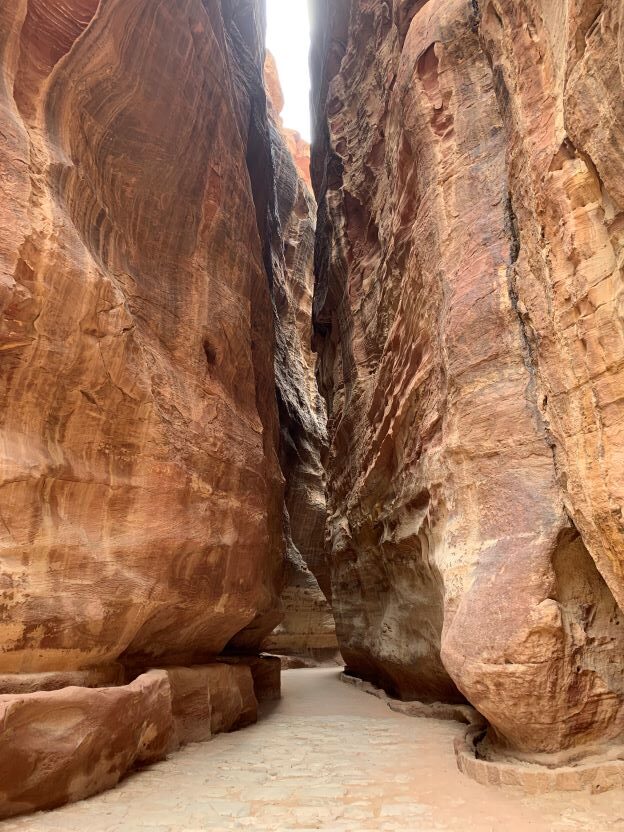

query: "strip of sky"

left=265, top=0, right=312, bottom=142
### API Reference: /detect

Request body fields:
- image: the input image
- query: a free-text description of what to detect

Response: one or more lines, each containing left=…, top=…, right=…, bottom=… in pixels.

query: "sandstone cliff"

left=0, top=0, right=285, bottom=672
left=262, top=52, right=339, bottom=663
left=265, top=51, right=313, bottom=190
left=310, top=0, right=624, bottom=761
left=0, top=0, right=310, bottom=818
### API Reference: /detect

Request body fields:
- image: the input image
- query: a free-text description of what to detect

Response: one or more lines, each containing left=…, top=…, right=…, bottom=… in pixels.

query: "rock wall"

left=0, top=0, right=318, bottom=818
left=0, top=0, right=282, bottom=671
left=261, top=52, right=339, bottom=663
left=310, top=0, right=624, bottom=760
left=265, top=52, right=313, bottom=191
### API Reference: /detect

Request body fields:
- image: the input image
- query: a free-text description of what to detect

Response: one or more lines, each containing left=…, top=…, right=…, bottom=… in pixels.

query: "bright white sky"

left=266, top=0, right=312, bottom=142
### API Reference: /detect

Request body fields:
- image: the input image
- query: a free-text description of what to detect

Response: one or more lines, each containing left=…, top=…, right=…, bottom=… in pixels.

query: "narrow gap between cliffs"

left=259, top=0, right=342, bottom=672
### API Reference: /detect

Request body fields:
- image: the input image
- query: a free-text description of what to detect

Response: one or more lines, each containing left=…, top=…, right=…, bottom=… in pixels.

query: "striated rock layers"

left=310, top=0, right=624, bottom=762
left=262, top=52, right=339, bottom=664
left=0, top=0, right=317, bottom=818
left=0, top=0, right=283, bottom=673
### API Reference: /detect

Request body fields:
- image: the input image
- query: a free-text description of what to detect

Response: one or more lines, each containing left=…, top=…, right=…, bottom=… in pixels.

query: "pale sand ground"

left=5, top=668, right=624, bottom=831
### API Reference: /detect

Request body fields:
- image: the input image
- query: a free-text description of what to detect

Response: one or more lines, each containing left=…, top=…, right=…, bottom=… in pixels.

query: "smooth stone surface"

left=165, top=664, right=258, bottom=749
left=217, top=654, right=282, bottom=703
left=0, top=671, right=172, bottom=820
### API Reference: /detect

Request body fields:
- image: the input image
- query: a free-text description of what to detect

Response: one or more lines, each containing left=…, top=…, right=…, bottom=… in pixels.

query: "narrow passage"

left=5, top=670, right=623, bottom=832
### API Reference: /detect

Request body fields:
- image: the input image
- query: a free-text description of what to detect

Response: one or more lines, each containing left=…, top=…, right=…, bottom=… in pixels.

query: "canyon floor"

left=5, top=669, right=624, bottom=832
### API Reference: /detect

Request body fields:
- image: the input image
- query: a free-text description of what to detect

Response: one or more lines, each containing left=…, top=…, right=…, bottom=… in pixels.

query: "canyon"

left=0, top=0, right=324, bottom=817
left=0, top=0, right=623, bottom=824
left=311, top=0, right=624, bottom=764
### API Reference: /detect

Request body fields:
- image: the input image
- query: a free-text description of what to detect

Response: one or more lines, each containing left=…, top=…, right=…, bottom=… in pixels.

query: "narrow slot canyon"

left=1, top=1, right=624, bottom=830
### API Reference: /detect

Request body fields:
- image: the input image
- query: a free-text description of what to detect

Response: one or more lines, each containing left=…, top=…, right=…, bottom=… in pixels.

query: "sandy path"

left=5, top=668, right=624, bottom=831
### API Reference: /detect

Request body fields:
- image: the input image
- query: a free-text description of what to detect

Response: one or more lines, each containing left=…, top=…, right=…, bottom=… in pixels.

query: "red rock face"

left=166, top=663, right=257, bottom=748
left=0, top=0, right=283, bottom=672
left=263, top=51, right=339, bottom=662
left=265, top=51, right=313, bottom=189
left=0, top=671, right=173, bottom=819
left=0, top=657, right=277, bottom=818
left=310, top=0, right=624, bottom=758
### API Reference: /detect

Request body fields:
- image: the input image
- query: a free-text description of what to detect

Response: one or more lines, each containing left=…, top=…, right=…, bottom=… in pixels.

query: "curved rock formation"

left=0, top=671, right=173, bottom=819
left=0, top=0, right=282, bottom=671
left=310, top=0, right=624, bottom=760
left=0, top=0, right=325, bottom=818
left=262, top=51, right=339, bottom=664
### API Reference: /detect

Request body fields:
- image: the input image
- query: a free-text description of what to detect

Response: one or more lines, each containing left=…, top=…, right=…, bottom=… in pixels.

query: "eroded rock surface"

left=265, top=51, right=313, bottom=190
left=310, top=0, right=624, bottom=759
left=0, top=671, right=172, bottom=819
left=166, top=664, right=257, bottom=749
left=0, top=0, right=306, bottom=818
left=0, top=658, right=276, bottom=818
left=262, top=52, right=339, bottom=664
left=0, top=0, right=282, bottom=673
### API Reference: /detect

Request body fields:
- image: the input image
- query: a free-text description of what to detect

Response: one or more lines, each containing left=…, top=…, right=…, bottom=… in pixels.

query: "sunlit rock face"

left=0, top=0, right=284, bottom=673
left=263, top=52, right=340, bottom=663
left=310, top=0, right=624, bottom=758
left=265, top=51, right=313, bottom=190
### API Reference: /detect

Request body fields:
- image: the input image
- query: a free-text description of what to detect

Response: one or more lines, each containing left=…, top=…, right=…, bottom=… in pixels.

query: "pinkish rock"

left=0, top=671, right=172, bottom=819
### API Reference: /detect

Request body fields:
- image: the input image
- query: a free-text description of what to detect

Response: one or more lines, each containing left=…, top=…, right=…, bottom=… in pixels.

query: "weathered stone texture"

left=0, top=0, right=295, bottom=818
left=166, top=664, right=257, bottom=749
left=217, top=653, right=282, bottom=701
left=0, top=659, right=273, bottom=819
left=265, top=51, right=313, bottom=190
left=0, top=671, right=172, bottom=819
left=310, top=0, right=624, bottom=759
left=0, top=0, right=282, bottom=670
left=262, top=52, right=339, bottom=662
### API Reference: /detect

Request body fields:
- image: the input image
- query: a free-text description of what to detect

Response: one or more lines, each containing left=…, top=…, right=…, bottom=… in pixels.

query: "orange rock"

left=217, top=654, right=282, bottom=702
left=265, top=50, right=312, bottom=189
left=263, top=48, right=338, bottom=663
left=310, top=0, right=624, bottom=758
left=0, top=666, right=124, bottom=694
left=0, top=671, right=172, bottom=819
left=263, top=554, right=341, bottom=662
left=0, top=0, right=283, bottom=672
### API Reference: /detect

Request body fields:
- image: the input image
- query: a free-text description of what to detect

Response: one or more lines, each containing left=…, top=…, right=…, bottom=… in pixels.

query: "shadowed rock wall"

left=310, top=0, right=624, bottom=760
left=262, top=52, right=339, bottom=664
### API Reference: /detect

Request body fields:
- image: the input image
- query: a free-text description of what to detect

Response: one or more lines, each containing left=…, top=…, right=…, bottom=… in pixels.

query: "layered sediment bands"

left=310, top=0, right=624, bottom=756
left=262, top=551, right=340, bottom=661
left=262, top=54, right=339, bottom=662
left=0, top=0, right=283, bottom=671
